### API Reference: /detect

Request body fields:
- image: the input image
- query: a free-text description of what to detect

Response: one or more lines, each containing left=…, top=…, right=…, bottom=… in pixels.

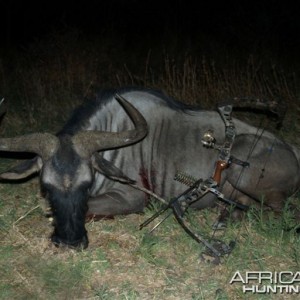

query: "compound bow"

left=136, top=98, right=284, bottom=264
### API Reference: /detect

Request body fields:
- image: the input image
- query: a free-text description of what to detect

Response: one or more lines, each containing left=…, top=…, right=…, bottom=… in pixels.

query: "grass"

left=1, top=186, right=300, bottom=299
left=0, top=29, right=300, bottom=299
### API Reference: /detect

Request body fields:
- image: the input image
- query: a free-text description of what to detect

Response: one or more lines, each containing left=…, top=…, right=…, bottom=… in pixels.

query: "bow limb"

left=171, top=200, right=223, bottom=258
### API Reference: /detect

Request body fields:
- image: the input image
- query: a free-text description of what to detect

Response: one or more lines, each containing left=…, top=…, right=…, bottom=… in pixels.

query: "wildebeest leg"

left=218, top=180, right=288, bottom=228
left=219, top=133, right=300, bottom=226
left=263, top=191, right=286, bottom=215
left=190, top=193, right=218, bottom=210
left=258, top=190, right=300, bottom=226
left=87, top=189, right=145, bottom=218
left=214, top=182, right=256, bottom=228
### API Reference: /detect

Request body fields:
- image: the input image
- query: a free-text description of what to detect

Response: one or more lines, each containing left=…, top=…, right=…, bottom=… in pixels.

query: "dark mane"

left=57, top=89, right=116, bottom=136
left=58, top=87, right=200, bottom=136
left=115, top=87, right=201, bottom=112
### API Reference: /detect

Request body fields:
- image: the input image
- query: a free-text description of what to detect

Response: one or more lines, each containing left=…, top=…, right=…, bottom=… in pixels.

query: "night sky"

left=1, top=1, right=299, bottom=56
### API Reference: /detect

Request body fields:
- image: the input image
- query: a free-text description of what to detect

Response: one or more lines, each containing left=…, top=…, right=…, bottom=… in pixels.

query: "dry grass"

left=1, top=189, right=300, bottom=299
left=1, top=30, right=300, bottom=299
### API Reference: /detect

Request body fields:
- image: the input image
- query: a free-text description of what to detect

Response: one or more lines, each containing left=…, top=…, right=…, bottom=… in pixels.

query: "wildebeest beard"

left=42, top=181, right=90, bottom=248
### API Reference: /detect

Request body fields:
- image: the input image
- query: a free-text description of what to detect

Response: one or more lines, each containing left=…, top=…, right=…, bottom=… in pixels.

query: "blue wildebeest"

left=0, top=88, right=299, bottom=248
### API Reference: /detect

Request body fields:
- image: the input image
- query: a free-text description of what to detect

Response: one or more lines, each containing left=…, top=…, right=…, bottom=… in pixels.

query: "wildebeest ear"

left=92, top=153, right=135, bottom=184
left=0, top=157, right=42, bottom=180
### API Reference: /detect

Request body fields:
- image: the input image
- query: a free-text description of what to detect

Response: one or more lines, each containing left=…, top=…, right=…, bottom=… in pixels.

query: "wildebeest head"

left=0, top=94, right=148, bottom=248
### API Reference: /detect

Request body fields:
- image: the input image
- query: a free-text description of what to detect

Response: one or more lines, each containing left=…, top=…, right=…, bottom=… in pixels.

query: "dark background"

left=1, top=1, right=299, bottom=56
left=0, top=0, right=299, bottom=120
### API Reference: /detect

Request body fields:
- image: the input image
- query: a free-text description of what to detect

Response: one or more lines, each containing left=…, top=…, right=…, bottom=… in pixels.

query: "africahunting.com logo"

left=230, top=271, right=300, bottom=294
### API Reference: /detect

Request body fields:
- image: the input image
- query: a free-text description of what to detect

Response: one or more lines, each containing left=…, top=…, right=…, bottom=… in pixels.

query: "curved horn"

left=72, top=94, right=148, bottom=157
left=0, top=133, right=59, bottom=160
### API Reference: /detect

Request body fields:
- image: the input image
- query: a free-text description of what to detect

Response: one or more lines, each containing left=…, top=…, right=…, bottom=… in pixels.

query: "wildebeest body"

left=1, top=87, right=299, bottom=247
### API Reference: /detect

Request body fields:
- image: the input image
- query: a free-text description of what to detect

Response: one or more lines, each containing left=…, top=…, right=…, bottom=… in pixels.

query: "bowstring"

left=210, top=116, right=268, bottom=244
left=228, top=117, right=283, bottom=248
